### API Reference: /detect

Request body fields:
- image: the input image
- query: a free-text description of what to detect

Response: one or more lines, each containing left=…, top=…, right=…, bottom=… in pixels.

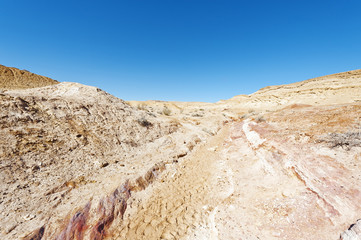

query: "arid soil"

left=0, top=65, right=360, bottom=239
left=0, top=65, right=58, bottom=90
left=108, top=104, right=361, bottom=239
left=0, top=81, right=218, bottom=239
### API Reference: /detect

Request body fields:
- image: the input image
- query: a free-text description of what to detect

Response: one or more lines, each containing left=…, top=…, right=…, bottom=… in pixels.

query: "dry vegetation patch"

left=265, top=103, right=361, bottom=143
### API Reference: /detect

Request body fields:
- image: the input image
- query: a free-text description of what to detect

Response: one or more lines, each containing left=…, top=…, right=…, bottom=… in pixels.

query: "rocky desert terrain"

left=0, top=65, right=58, bottom=90
left=0, top=65, right=360, bottom=239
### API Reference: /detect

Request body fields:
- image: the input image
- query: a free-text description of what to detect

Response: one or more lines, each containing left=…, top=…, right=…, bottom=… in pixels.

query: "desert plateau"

left=0, top=64, right=360, bottom=240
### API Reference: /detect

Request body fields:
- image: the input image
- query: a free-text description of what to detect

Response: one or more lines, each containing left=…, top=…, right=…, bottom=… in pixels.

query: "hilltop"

left=224, top=69, right=361, bottom=109
left=0, top=65, right=58, bottom=90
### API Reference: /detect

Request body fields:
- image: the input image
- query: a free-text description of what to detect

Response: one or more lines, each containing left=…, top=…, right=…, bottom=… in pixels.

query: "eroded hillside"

left=0, top=67, right=360, bottom=239
left=0, top=65, right=58, bottom=90
left=0, top=81, right=225, bottom=239
left=224, top=69, right=361, bottom=110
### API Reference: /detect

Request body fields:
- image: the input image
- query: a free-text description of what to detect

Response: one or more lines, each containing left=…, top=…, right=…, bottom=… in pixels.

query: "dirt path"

left=109, top=118, right=361, bottom=239
left=111, top=125, right=232, bottom=239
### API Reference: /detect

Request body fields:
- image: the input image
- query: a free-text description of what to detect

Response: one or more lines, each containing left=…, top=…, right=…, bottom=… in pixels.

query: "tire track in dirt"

left=111, top=125, right=232, bottom=239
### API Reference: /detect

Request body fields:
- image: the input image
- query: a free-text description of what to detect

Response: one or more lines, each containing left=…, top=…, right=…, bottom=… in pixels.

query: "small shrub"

left=321, top=123, right=361, bottom=150
left=137, top=103, right=147, bottom=111
left=240, top=114, right=248, bottom=119
left=326, top=131, right=361, bottom=150
left=202, top=128, right=214, bottom=136
left=255, top=115, right=266, bottom=122
left=137, top=117, right=152, bottom=128
left=191, top=113, right=203, bottom=117
left=162, top=106, right=171, bottom=116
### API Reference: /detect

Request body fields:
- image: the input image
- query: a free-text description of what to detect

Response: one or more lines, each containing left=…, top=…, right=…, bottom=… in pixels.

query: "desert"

left=0, top=65, right=360, bottom=239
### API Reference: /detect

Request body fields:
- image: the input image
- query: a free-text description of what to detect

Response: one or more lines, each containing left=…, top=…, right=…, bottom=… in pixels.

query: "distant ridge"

left=254, top=69, right=361, bottom=93
left=0, top=65, right=58, bottom=90
left=223, top=68, right=361, bottom=109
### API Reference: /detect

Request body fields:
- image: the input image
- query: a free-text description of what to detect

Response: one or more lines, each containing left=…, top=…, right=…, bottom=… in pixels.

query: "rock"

left=340, top=220, right=361, bottom=240
left=23, top=214, right=36, bottom=221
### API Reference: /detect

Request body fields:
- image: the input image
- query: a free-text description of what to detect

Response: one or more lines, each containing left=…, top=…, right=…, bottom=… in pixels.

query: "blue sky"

left=1, top=0, right=361, bottom=102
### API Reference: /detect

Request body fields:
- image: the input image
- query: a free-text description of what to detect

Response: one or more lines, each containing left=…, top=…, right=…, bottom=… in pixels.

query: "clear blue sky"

left=1, top=0, right=361, bottom=102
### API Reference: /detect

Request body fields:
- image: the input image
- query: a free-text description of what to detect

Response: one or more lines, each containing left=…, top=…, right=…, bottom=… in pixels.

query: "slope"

left=0, top=65, right=58, bottom=90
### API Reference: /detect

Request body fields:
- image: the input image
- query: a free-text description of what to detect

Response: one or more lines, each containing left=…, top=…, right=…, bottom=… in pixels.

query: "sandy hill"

left=128, top=69, right=361, bottom=122
left=0, top=67, right=360, bottom=239
left=0, top=81, right=211, bottom=239
left=223, top=69, right=361, bottom=109
left=0, top=65, right=58, bottom=90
